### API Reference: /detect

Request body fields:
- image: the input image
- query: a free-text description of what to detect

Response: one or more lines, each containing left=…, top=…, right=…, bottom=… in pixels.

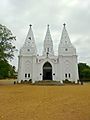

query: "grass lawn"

left=0, top=81, right=90, bottom=120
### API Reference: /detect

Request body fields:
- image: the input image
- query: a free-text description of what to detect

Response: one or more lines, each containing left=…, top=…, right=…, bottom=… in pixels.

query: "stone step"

left=34, top=80, right=63, bottom=86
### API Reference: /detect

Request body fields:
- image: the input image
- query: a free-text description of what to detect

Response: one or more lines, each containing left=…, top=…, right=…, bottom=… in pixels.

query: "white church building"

left=18, top=24, right=79, bottom=83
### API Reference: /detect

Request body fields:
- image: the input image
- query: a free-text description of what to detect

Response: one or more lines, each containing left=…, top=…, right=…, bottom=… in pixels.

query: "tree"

left=0, top=60, right=16, bottom=79
left=0, top=24, right=16, bottom=79
left=78, top=63, right=90, bottom=81
left=0, top=24, right=16, bottom=61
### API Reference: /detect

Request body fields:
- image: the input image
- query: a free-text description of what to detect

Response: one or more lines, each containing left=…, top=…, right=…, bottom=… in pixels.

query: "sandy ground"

left=0, top=79, right=16, bottom=85
left=0, top=82, right=90, bottom=120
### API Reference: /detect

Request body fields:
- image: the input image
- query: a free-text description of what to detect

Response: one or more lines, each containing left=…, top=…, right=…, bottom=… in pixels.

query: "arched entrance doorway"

left=43, top=62, right=52, bottom=80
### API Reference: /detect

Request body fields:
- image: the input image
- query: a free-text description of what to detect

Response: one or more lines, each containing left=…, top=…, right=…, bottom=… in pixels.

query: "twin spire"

left=25, top=24, right=36, bottom=46
left=60, top=23, right=72, bottom=46
left=43, top=24, right=54, bottom=56
left=23, top=24, right=37, bottom=55
left=23, top=23, right=74, bottom=56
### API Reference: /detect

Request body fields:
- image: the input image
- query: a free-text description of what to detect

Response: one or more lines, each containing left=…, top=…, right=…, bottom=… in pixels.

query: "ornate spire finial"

left=63, top=23, right=66, bottom=27
left=29, top=24, right=32, bottom=28
left=47, top=24, right=49, bottom=28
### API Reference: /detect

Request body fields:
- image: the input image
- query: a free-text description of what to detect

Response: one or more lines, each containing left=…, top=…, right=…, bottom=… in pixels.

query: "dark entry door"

left=43, top=62, right=52, bottom=80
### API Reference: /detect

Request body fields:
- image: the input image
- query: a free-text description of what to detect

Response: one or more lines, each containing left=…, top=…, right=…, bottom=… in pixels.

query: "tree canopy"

left=0, top=24, right=16, bottom=79
left=0, top=60, right=16, bottom=79
left=0, top=24, right=16, bottom=61
left=78, top=63, right=90, bottom=81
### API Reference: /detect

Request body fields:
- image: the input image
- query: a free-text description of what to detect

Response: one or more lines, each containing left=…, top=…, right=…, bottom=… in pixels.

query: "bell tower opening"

left=43, top=62, right=52, bottom=80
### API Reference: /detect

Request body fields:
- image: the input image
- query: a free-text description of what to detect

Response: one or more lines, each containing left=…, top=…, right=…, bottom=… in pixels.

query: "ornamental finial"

left=47, top=24, right=49, bottom=28
left=63, top=23, right=66, bottom=27
left=29, top=24, right=32, bottom=28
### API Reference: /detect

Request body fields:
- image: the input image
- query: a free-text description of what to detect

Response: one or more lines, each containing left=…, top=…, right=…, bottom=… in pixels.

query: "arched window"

left=47, top=48, right=49, bottom=52
left=69, top=73, right=70, bottom=78
left=65, top=73, right=67, bottom=78
left=28, top=73, right=30, bottom=78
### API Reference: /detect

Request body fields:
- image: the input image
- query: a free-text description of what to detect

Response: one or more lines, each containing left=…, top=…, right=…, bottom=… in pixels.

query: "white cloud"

left=0, top=0, right=90, bottom=68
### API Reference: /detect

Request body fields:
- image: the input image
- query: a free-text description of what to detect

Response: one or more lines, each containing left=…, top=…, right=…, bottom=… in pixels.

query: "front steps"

left=34, top=80, right=63, bottom=86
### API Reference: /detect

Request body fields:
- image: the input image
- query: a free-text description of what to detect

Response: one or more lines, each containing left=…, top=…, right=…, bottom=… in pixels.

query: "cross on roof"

left=63, top=23, right=66, bottom=27
left=48, top=24, right=49, bottom=27
left=29, top=24, right=32, bottom=27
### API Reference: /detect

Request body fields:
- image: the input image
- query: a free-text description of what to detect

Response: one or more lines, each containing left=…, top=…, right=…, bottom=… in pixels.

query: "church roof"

left=44, top=25, right=52, bottom=42
left=60, top=23, right=73, bottom=46
left=58, top=23, right=76, bottom=55
left=43, top=25, right=54, bottom=55
left=20, top=24, right=76, bottom=56
left=20, top=25, right=37, bottom=55
left=24, top=24, right=36, bottom=46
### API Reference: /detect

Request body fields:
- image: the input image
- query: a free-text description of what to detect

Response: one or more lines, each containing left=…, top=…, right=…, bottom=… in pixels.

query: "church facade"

left=18, top=24, right=79, bottom=83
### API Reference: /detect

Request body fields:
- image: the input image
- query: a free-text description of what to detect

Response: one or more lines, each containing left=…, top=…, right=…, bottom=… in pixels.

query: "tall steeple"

left=43, top=25, right=54, bottom=56
left=20, top=25, right=37, bottom=56
left=60, top=23, right=72, bottom=46
left=58, top=24, right=76, bottom=55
